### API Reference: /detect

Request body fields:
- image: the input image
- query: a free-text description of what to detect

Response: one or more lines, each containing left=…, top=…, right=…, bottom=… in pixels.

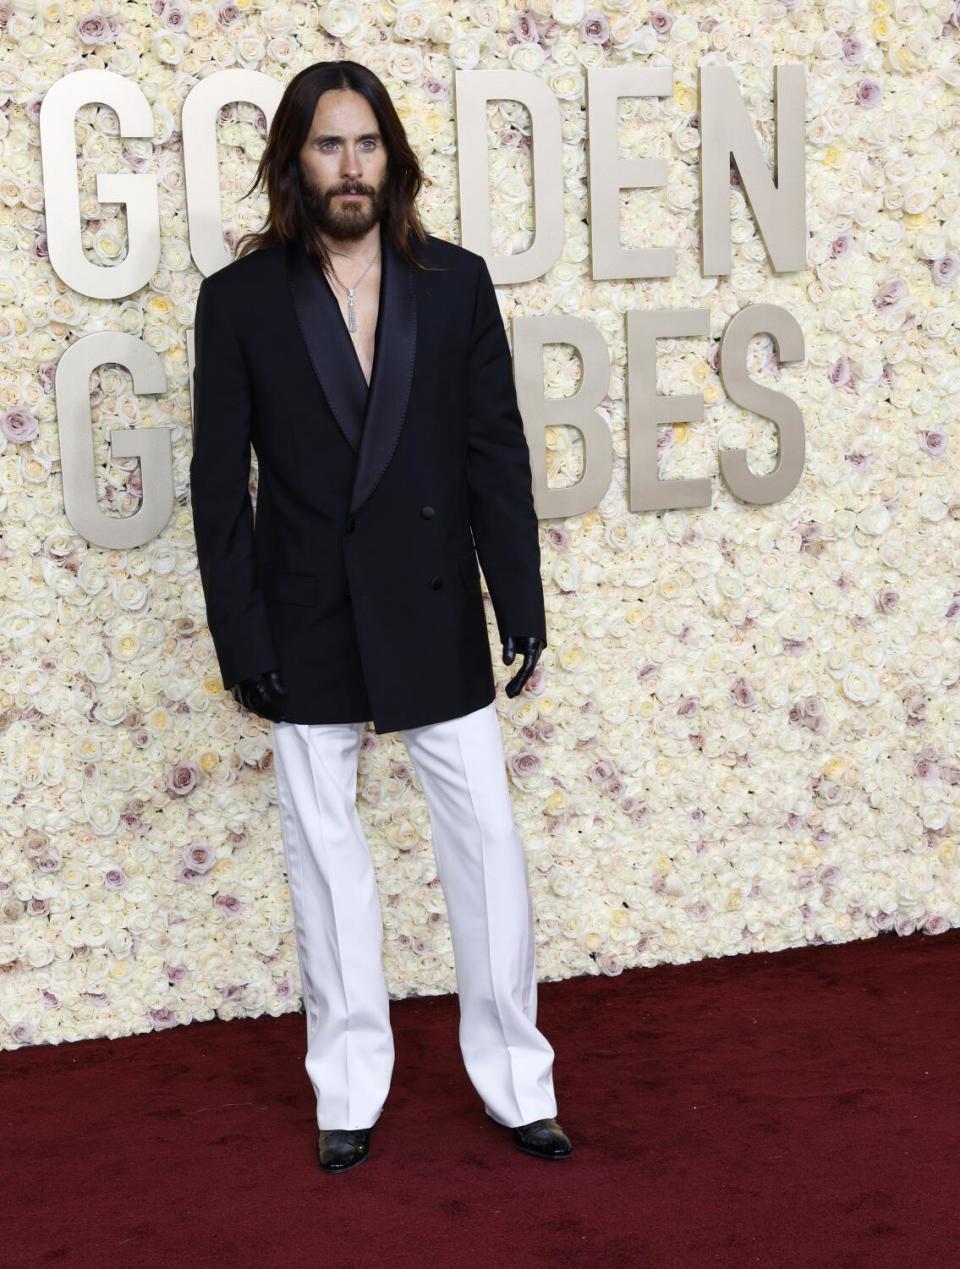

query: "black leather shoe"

left=317, top=1127, right=371, bottom=1172
left=512, top=1117, right=572, bottom=1159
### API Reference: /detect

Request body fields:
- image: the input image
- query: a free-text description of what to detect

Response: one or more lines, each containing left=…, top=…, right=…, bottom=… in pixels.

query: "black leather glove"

left=502, top=635, right=545, bottom=698
left=230, top=669, right=290, bottom=722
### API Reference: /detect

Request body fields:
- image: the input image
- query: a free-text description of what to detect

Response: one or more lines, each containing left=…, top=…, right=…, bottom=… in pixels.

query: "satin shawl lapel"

left=285, top=228, right=417, bottom=514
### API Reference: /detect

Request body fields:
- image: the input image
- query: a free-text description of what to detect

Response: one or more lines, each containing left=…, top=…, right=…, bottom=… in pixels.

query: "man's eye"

left=318, top=140, right=376, bottom=149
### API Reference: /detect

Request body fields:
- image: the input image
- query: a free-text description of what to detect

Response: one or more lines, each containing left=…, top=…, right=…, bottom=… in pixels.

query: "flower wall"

left=1, top=0, right=959, bottom=1049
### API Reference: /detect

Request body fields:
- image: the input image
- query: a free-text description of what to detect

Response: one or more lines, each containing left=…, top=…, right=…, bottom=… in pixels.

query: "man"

left=190, top=60, right=572, bottom=1172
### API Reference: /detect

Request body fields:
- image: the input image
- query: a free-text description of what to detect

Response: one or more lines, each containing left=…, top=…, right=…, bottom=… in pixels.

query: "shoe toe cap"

left=318, top=1128, right=371, bottom=1170
left=513, top=1118, right=573, bottom=1156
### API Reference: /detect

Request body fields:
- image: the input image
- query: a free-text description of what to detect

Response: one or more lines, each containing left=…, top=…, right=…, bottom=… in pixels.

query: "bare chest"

left=328, top=269, right=380, bottom=389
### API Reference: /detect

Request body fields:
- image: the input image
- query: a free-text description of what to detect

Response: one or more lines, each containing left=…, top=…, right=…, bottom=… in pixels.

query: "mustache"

left=333, top=185, right=371, bottom=197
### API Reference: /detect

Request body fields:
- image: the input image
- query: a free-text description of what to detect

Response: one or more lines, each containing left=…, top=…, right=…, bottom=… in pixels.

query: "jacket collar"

left=285, top=224, right=417, bottom=514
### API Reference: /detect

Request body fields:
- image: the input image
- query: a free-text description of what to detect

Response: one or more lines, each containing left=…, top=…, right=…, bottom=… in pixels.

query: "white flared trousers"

left=270, top=700, right=558, bottom=1131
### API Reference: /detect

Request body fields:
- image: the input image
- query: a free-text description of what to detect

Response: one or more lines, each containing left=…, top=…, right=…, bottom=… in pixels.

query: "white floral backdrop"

left=1, top=0, right=959, bottom=1050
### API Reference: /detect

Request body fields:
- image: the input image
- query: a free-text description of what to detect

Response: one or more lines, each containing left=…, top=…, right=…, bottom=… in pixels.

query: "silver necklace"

left=325, top=247, right=380, bottom=333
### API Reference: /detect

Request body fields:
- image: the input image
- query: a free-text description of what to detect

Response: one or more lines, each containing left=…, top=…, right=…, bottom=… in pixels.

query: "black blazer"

left=189, top=226, right=546, bottom=734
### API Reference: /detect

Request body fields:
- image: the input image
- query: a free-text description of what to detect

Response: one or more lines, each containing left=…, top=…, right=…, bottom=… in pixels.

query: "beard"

left=298, top=162, right=388, bottom=242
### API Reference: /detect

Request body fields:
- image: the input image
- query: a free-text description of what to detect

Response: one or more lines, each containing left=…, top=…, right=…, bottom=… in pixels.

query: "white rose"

left=319, top=0, right=360, bottom=37
left=551, top=41, right=581, bottom=71
left=449, top=34, right=481, bottom=70
left=261, top=5, right=294, bottom=35
left=510, top=41, right=545, bottom=72
left=553, top=0, right=585, bottom=23
left=547, top=66, right=583, bottom=99
left=395, top=2, right=429, bottom=40
left=263, top=35, right=294, bottom=63
left=617, top=23, right=653, bottom=54
left=577, top=43, right=606, bottom=69
left=670, top=15, right=699, bottom=43
left=25, top=938, right=56, bottom=969
left=841, top=664, right=882, bottom=705
left=390, top=47, right=424, bottom=81
left=917, top=494, right=947, bottom=522
left=105, top=42, right=140, bottom=73
left=151, top=30, right=187, bottom=64
left=236, top=32, right=266, bottom=62
left=430, top=15, right=455, bottom=43
left=87, top=800, right=121, bottom=837
left=856, top=504, right=892, bottom=536
left=606, top=14, right=634, bottom=45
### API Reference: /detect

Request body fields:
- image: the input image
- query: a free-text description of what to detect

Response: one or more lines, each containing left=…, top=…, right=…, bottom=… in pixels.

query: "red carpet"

left=4, top=926, right=957, bottom=1268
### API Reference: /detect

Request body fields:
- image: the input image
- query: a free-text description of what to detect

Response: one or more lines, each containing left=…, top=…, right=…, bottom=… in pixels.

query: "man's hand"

left=502, top=635, right=545, bottom=698
left=230, top=669, right=290, bottom=722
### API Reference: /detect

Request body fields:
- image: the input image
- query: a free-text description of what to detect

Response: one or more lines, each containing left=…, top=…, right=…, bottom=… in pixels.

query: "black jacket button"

left=420, top=505, right=435, bottom=519
left=430, top=575, right=443, bottom=589
left=345, top=518, right=356, bottom=534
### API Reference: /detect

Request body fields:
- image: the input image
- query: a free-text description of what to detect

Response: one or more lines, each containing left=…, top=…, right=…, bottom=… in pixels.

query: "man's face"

left=297, top=88, right=389, bottom=242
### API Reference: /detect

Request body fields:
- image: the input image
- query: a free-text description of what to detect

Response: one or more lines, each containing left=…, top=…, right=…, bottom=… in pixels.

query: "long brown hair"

left=234, top=60, right=437, bottom=273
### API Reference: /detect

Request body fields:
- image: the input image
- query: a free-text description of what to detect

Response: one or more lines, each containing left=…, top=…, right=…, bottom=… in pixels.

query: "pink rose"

left=649, top=9, right=674, bottom=36
left=166, top=759, right=200, bottom=795
left=829, top=229, right=854, bottom=258
left=580, top=11, right=609, bottom=44
left=931, top=254, right=959, bottom=285
left=856, top=78, right=882, bottom=108
left=842, top=35, right=865, bottom=63
left=873, top=277, right=907, bottom=310
left=828, top=355, right=854, bottom=387
left=77, top=13, right=108, bottom=43
left=512, top=12, right=538, bottom=42
left=183, top=841, right=215, bottom=872
left=730, top=677, right=756, bottom=708
left=1, top=408, right=39, bottom=443
left=509, top=750, right=542, bottom=777
left=875, top=587, right=898, bottom=615
left=160, top=1, right=188, bottom=31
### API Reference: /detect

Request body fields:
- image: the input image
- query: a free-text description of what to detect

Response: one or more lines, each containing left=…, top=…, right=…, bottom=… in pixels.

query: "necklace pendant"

left=346, top=288, right=357, bottom=333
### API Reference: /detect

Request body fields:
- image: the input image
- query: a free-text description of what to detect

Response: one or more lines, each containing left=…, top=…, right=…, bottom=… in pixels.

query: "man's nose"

left=341, top=151, right=362, bottom=178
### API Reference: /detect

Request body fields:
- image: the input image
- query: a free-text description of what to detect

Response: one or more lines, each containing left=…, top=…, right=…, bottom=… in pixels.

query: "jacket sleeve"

left=189, top=275, right=278, bottom=690
left=465, top=255, right=547, bottom=647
